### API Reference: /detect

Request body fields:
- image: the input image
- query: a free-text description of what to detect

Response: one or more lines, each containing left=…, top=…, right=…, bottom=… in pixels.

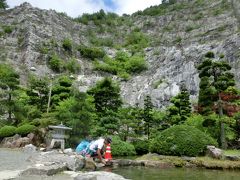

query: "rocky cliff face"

left=0, top=0, right=240, bottom=108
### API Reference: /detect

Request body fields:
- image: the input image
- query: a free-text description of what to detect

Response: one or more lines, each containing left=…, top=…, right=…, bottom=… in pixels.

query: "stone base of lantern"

left=49, top=139, right=65, bottom=150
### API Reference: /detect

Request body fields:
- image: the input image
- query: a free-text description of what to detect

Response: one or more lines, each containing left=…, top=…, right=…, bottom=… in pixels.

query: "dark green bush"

left=48, top=54, right=63, bottom=72
left=0, top=126, right=16, bottom=138
left=132, top=139, right=149, bottom=155
left=125, top=56, right=148, bottom=73
left=149, top=125, right=217, bottom=157
left=205, top=51, right=215, bottom=58
left=111, top=136, right=136, bottom=156
left=62, top=38, right=72, bottom=52
left=16, top=124, right=36, bottom=136
left=64, top=58, right=81, bottom=73
left=3, top=26, right=13, bottom=34
left=78, top=46, right=105, bottom=59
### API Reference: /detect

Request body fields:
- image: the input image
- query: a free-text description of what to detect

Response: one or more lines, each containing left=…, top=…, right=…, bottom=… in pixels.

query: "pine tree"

left=143, top=95, right=154, bottom=139
left=168, top=83, right=191, bottom=125
left=87, top=77, right=122, bottom=116
left=0, top=0, right=8, bottom=10
left=197, top=52, right=235, bottom=148
left=0, top=64, right=20, bottom=121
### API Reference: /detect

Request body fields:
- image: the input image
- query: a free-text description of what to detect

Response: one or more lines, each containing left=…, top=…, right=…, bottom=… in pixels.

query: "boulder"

left=0, top=134, right=21, bottom=148
left=20, top=162, right=67, bottom=176
left=23, top=144, right=37, bottom=153
left=224, top=155, right=240, bottom=161
left=27, top=150, right=85, bottom=171
left=206, top=146, right=223, bottom=159
left=74, top=171, right=128, bottom=180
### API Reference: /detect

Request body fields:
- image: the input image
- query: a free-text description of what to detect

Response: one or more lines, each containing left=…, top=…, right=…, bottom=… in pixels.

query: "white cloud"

left=114, top=0, right=162, bottom=15
left=7, top=0, right=162, bottom=17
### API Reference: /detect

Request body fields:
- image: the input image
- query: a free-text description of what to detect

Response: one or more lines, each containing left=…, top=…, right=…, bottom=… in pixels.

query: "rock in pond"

left=74, top=171, right=128, bottom=180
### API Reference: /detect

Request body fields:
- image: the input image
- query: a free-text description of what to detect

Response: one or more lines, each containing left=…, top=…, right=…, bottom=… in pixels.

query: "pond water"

left=111, top=166, right=240, bottom=180
left=1, top=148, right=240, bottom=180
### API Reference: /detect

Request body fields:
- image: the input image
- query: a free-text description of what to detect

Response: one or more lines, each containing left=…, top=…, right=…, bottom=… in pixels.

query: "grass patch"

left=224, top=150, right=240, bottom=156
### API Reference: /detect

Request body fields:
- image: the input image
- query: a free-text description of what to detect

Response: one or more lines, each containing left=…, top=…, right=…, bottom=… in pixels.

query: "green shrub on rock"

left=149, top=125, right=217, bottom=157
left=16, top=124, right=36, bottom=136
left=111, top=136, right=136, bottom=156
left=132, top=139, right=149, bottom=155
left=0, top=126, right=16, bottom=138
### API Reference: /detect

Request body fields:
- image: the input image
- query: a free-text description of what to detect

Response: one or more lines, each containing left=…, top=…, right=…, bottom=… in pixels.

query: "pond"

left=111, top=166, right=240, bottom=180
left=1, top=148, right=240, bottom=180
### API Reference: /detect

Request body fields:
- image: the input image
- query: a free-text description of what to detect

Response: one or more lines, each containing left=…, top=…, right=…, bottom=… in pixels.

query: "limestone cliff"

left=0, top=0, right=240, bottom=108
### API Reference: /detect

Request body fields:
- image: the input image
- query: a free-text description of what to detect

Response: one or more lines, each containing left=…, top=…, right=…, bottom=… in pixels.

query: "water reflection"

left=112, top=166, right=240, bottom=180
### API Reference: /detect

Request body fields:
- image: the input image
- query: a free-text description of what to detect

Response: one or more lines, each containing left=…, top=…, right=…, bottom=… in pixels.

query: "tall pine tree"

left=197, top=52, right=235, bottom=148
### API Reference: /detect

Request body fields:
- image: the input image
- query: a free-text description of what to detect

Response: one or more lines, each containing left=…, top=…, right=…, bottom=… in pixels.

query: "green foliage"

left=132, top=139, right=149, bottom=155
left=0, top=0, right=8, bottom=9
left=185, top=113, right=237, bottom=145
left=48, top=54, right=64, bottom=72
left=149, top=125, right=217, bottom=157
left=117, top=107, right=143, bottom=141
left=197, top=54, right=235, bottom=115
left=94, top=51, right=147, bottom=79
left=87, top=77, right=122, bottom=116
left=0, top=126, right=16, bottom=138
left=143, top=95, right=154, bottom=139
left=167, top=84, right=191, bottom=125
left=27, top=75, right=49, bottom=112
left=205, top=51, right=215, bottom=58
left=56, top=92, right=96, bottom=146
left=51, top=75, right=73, bottom=109
left=62, top=38, right=72, bottom=52
left=125, top=31, right=149, bottom=54
left=16, top=124, right=36, bottom=136
left=74, top=9, right=119, bottom=26
left=64, top=58, right=81, bottom=73
left=0, top=63, right=20, bottom=121
left=78, top=45, right=105, bottom=60
left=3, top=26, right=13, bottom=34
left=111, top=136, right=136, bottom=156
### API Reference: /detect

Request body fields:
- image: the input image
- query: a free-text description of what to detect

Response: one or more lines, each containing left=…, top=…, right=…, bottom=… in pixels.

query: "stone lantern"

left=48, top=122, right=72, bottom=150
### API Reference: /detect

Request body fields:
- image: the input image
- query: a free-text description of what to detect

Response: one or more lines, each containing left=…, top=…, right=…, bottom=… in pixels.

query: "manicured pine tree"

left=0, top=64, right=20, bottom=121
left=197, top=52, right=235, bottom=149
left=168, top=83, right=191, bottom=125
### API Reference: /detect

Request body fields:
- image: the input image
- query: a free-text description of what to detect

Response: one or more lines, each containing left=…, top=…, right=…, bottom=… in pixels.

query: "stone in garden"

left=206, top=145, right=223, bottom=159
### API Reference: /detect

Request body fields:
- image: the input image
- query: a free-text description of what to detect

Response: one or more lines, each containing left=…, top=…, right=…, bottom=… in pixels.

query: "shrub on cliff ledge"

left=0, top=126, right=16, bottom=138
left=149, top=125, right=217, bottom=157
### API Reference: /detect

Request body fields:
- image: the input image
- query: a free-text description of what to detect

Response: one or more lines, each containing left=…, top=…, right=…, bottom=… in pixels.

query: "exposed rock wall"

left=0, top=0, right=240, bottom=108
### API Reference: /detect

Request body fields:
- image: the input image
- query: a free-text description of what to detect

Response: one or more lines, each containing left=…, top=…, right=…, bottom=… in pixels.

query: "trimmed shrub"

left=132, top=139, right=149, bottom=155
left=111, top=136, right=136, bottom=156
left=0, top=126, right=16, bottom=138
left=149, top=125, right=217, bottom=157
left=16, top=124, right=36, bottom=136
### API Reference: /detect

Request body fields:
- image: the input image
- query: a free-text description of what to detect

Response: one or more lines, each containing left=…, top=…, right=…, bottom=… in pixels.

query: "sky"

left=7, top=0, right=162, bottom=17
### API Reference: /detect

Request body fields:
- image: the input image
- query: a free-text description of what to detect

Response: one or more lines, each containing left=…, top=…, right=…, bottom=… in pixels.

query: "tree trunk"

left=8, top=93, right=12, bottom=121
left=218, top=93, right=227, bottom=149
